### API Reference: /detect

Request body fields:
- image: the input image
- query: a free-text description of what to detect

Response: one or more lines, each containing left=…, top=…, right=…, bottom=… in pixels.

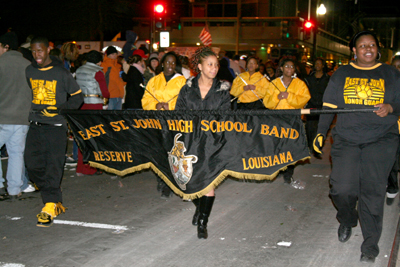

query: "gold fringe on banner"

left=89, top=155, right=310, bottom=200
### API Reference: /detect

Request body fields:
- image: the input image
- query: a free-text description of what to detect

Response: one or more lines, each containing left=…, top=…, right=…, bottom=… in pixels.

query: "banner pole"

left=59, top=107, right=379, bottom=116
left=300, top=107, right=379, bottom=115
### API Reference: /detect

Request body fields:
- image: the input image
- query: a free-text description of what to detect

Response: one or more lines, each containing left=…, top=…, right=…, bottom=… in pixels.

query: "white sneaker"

left=22, top=184, right=36, bottom=193
left=65, top=156, right=77, bottom=166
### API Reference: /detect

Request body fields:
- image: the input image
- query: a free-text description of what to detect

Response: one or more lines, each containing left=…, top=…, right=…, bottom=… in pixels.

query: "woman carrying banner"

left=175, top=46, right=231, bottom=239
left=142, top=51, right=186, bottom=198
left=263, top=58, right=311, bottom=184
left=313, top=31, right=400, bottom=263
left=230, top=56, right=269, bottom=110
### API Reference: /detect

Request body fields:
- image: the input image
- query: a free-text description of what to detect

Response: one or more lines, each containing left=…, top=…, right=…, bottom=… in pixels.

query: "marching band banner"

left=63, top=110, right=310, bottom=199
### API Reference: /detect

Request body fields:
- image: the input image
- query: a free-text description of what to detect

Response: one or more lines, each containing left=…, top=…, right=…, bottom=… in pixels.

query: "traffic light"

left=281, top=20, right=289, bottom=39
left=154, top=4, right=166, bottom=30
left=170, top=10, right=181, bottom=30
left=303, top=20, right=314, bottom=40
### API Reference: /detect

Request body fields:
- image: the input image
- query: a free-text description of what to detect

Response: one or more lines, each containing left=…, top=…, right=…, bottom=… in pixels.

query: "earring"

left=377, top=52, right=381, bottom=61
left=354, top=54, right=357, bottom=60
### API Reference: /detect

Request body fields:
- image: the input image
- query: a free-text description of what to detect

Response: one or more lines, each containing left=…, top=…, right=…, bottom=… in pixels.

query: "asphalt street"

left=0, top=133, right=399, bottom=267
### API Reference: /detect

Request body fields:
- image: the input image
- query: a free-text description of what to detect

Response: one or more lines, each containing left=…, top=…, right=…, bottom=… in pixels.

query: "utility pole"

left=235, top=0, right=241, bottom=55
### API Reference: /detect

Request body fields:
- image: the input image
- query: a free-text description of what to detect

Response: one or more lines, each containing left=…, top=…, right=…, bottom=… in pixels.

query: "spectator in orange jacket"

left=101, top=46, right=126, bottom=110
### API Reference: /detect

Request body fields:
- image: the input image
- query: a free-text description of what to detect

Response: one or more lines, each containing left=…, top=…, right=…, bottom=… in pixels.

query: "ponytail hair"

left=190, top=46, right=217, bottom=73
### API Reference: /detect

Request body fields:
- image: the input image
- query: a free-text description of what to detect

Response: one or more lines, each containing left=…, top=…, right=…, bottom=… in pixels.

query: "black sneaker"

left=161, top=188, right=172, bottom=199
left=386, top=197, right=395, bottom=206
left=8, top=193, right=22, bottom=202
left=386, top=192, right=397, bottom=206
left=157, top=181, right=163, bottom=192
left=338, top=224, right=352, bottom=243
left=360, top=253, right=375, bottom=263
left=284, top=177, right=293, bottom=184
left=0, top=187, right=6, bottom=196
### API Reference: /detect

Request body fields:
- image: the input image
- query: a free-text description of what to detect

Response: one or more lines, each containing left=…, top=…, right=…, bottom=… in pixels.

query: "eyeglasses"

left=284, top=65, right=295, bottom=69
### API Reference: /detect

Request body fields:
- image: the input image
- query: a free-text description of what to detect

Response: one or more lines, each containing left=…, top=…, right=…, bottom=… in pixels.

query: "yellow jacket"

left=142, top=73, right=186, bottom=110
left=230, top=72, right=269, bottom=103
left=263, top=77, right=310, bottom=110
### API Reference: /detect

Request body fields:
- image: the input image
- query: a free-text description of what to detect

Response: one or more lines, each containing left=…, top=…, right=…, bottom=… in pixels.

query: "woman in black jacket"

left=122, top=54, right=145, bottom=109
left=304, top=58, right=330, bottom=156
left=175, top=47, right=231, bottom=239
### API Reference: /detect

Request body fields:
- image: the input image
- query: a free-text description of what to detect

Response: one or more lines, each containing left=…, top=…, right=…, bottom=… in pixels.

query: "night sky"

left=1, top=0, right=398, bottom=45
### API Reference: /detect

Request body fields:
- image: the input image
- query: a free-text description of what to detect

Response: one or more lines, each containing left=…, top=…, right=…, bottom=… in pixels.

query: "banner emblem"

left=168, top=134, right=198, bottom=190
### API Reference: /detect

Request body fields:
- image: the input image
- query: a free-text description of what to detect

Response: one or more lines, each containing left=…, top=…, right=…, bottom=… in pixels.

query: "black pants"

left=329, top=133, right=398, bottom=257
left=305, top=116, right=319, bottom=151
left=387, top=135, right=400, bottom=195
left=282, top=165, right=295, bottom=182
left=232, top=100, right=265, bottom=110
left=24, top=124, right=67, bottom=204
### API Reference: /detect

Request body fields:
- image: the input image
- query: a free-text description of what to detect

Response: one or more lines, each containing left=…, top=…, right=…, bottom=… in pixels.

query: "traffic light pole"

left=150, top=11, right=154, bottom=53
left=312, top=25, right=317, bottom=62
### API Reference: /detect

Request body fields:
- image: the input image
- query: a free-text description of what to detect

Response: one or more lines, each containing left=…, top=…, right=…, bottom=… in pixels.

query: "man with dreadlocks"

left=175, top=46, right=231, bottom=239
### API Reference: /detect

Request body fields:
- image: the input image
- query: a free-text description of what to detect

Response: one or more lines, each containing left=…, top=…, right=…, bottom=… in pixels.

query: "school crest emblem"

left=168, top=134, right=198, bottom=190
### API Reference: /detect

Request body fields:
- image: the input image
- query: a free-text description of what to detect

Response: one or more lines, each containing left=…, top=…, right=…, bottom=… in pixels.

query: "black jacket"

left=122, top=65, right=144, bottom=109
left=216, top=58, right=234, bottom=84
left=304, top=72, right=330, bottom=109
left=175, top=75, right=231, bottom=110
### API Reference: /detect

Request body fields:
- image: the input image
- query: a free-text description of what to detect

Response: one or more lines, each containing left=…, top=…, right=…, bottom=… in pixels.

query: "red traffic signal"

left=154, top=4, right=166, bottom=29
left=154, top=4, right=165, bottom=14
left=304, top=21, right=314, bottom=29
left=303, top=20, right=314, bottom=40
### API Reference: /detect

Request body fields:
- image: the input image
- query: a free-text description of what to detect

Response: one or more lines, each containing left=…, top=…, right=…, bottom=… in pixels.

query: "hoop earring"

left=354, top=54, right=357, bottom=60
left=377, top=52, right=381, bottom=61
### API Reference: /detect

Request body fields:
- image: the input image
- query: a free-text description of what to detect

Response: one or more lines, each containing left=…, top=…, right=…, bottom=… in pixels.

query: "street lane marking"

left=53, top=219, right=129, bottom=231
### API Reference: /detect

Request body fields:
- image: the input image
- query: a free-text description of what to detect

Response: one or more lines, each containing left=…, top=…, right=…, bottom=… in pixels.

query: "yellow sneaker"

left=37, top=202, right=56, bottom=227
left=55, top=202, right=67, bottom=216
left=36, top=202, right=67, bottom=227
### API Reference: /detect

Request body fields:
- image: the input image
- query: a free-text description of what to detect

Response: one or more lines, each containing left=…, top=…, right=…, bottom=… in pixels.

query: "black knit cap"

left=86, top=50, right=103, bottom=64
left=105, top=46, right=118, bottom=55
left=0, top=32, right=18, bottom=50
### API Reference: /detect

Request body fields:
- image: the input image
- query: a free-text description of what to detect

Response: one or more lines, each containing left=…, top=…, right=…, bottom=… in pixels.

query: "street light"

left=317, top=4, right=326, bottom=16
left=312, top=3, right=327, bottom=61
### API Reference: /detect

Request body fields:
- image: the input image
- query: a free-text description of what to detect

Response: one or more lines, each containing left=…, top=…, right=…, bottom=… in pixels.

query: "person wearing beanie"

left=0, top=31, right=34, bottom=201
left=122, top=30, right=138, bottom=62
left=101, top=46, right=126, bottom=110
left=143, top=53, right=159, bottom=85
